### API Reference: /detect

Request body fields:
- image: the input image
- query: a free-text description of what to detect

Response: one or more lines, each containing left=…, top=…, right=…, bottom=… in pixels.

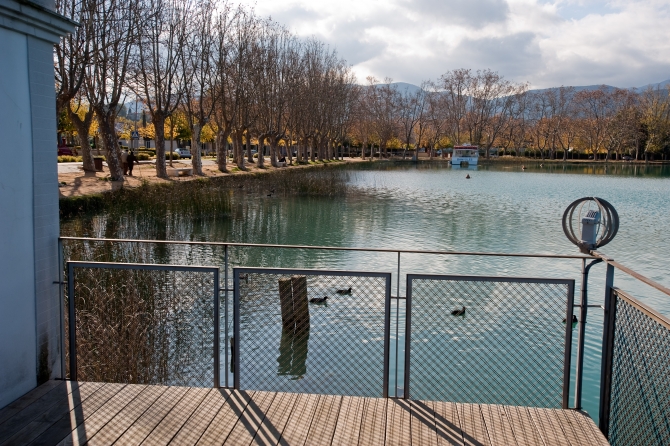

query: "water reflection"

left=277, top=326, right=310, bottom=379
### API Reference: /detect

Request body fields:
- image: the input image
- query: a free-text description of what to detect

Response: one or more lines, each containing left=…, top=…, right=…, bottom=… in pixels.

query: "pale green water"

left=62, top=161, right=670, bottom=423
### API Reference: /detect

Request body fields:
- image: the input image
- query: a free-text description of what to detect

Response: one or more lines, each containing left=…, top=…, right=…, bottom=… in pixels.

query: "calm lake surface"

left=62, top=161, right=670, bottom=423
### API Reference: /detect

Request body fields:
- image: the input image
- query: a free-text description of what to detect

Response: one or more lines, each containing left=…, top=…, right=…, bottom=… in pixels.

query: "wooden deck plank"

left=303, top=394, right=342, bottom=446
left=110, top=385, right=189, bottom=445
left=0, top=381, right=71, bottom=444
left=458, top=403, right=491, bottom=446
left=168, top=389, right=231, bottom=445
left=331, top=396, right=365, bottom=445
left=528, top=407, right=570, bottom=446
left=503, top=406, right=545, bottom=446
left=56, top=384, right=154, bottom=446
left=357, top=395, right=388, bottom=445
left=223, top=391, right=277, bottom=445
left=0, top=381, right=608, bottom=446
left=433, top=400, right=464, bottom=446
left=84, top=384, right=168, bottom=446
left=1, top=382, right=104, bottom=446
left=279, top=393, right=320, bottom=446
left=554, top=410, right=608, bottom=446
left=0, top=380, right=62, bottom=425
left=0, top=381, right=82, bottom=444
left=479, top=404, right=518, bottom=446
left=140, top=387, right=210, bottom=445
left=385, top=398, right=412, bottom=446
left=566, top=411, right=608, bottom=446
left=27, top=383, right=127, bottom=446
left=195, top=390, right=256, bottom=445
left=411, top=399, right=439, bottom=446
left=252, top=391, right=300, bottom=445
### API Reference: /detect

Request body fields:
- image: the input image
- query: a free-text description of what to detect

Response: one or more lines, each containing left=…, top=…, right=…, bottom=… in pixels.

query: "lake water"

left=62, top=161, right=670, bottom=423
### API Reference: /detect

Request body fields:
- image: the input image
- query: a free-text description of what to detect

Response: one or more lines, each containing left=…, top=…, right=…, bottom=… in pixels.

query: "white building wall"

left=0, top=26, right=37, bottom=408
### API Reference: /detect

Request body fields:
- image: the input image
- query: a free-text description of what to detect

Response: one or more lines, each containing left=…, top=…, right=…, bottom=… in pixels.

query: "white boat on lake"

left=451, top=145, right=479, bottom=166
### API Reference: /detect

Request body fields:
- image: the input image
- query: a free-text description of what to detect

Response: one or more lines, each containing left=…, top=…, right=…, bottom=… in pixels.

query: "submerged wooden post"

left=291, top=275, right=310, bottom=333
left=278, top=278, right=294, bottom=329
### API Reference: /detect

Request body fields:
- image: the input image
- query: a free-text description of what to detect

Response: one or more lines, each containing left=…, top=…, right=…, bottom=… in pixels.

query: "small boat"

left=450, top=146, right=479, bottom=166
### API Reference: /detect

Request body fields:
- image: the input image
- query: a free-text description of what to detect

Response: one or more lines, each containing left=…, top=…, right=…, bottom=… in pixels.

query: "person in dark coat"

left=127, top=151, right=138, bottom=176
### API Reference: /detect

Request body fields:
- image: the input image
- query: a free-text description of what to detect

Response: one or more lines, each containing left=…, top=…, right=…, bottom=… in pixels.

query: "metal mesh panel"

left=234, top=269, right=390, bottom=397
left=407, top=275, right=573, bottom=408
left=66, top=264, right=218, bottom=387
left=608, top=292, right=670, bottom=446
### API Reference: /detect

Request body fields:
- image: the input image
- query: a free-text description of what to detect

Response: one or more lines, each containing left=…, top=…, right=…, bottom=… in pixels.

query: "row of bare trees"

left=56, top=0, right=357, bottom=180
left=350, top=70, right=670, bottom=161
left=56, top=0, right=670, bottom=180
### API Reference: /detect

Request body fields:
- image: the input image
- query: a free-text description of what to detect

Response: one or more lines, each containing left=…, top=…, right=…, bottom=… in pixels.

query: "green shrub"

left=57, top=155, right=83, bottom=163
left=94, top=155, right=106, bottom=161
left=137, top=153, right=151, bottom=161
left=165, top=152, right=181, bottom=160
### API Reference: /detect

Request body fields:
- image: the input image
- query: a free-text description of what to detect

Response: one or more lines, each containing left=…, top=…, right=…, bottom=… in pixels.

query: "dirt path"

left=58, top=158, right=367, bottom=198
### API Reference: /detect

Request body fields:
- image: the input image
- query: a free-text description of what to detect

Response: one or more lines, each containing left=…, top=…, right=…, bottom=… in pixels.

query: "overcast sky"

left=250, top=0, right=670, bottom=89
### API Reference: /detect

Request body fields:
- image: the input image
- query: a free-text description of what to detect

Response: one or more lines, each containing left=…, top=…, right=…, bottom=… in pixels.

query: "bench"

left=167, top=167, right=192, bottom=177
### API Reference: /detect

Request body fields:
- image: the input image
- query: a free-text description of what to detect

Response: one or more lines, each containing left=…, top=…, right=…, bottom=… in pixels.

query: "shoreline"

left=58, top=157, right=368, bottom=199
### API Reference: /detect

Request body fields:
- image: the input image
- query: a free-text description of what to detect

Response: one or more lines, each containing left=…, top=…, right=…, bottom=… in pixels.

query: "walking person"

left=121, top=149, right=129, bottom=175
left=127, top=150, right=138, bottom=176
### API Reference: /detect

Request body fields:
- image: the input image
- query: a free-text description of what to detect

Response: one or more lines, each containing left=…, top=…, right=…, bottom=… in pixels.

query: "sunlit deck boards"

left=0, top=381, right=609, bottom=445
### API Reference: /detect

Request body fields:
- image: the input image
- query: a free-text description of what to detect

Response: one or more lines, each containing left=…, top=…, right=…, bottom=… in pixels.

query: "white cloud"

left=250, top=0, right=670, bottom=88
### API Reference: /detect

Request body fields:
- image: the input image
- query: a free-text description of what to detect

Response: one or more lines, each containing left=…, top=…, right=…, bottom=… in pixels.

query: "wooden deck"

left=0, top=381, right=609, bottom=445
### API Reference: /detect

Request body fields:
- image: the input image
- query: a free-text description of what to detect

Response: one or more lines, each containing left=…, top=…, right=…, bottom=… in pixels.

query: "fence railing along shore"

left=59, top=236, right=670, bottom=445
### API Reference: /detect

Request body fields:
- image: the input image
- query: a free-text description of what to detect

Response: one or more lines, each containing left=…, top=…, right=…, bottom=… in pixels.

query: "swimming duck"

left=309, top=296, right=328, bottom=304
left=451, top=306, right=466, bottom=316
left=336, top=287, right=352, bottom=294
left=563, top=315, right=578, bottom=324
left=465, top=174, right=471, bottom=179
left=521, top=165, right=526, bottom=170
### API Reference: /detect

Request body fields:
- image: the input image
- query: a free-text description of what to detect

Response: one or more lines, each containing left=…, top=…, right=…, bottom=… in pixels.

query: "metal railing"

left=233, top=268, right=391, bottom=397
left=404, top=275, right=575, bottom=409
left=59, top=236, right=670, bottom=443
left=65, top=261, right=220, bottom=388
left=599, top=287, right=670, bottom=445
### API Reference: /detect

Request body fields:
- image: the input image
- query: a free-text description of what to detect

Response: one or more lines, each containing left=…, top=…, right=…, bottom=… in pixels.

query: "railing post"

left=224, top=244, right=229, bottom=388
left=574, top=257, right=602, bottom=409
left=599, top=263, right=616, bottom=437
left=403, top=275, right=412, bottom=399
left=395, top=252, right=400, bottom=398
left=58, top=238, right=66, bottom=380
left=562, top=280, right=576, bottom=409
left=214, top=268, right=220, bottom=388
left=67, top=262, right=77, bottom=381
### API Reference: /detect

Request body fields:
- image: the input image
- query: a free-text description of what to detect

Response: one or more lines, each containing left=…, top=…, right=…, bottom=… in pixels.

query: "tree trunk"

left=96, top=112, right=124, bottom=181
left=67, top=108, right=95, bottom=172
left=246, top=134, right=254, bottom=163
left=270, top=138, right=279, bottom=167
left=257, top=135, right=265, bottom=168
left=191, top=125, right=203, bottom=175
left=310, top=139, right=316, bottom=162
left=235, top=131, right=245, bottom=170
left=153, top=117, right=168, bottom=178
left=216, top=130, right=229, bottom=172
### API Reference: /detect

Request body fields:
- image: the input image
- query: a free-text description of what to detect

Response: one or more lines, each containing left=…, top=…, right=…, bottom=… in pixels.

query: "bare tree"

left=55, top=0, right=96, bottom=171
left=134, top=0, right=190, bottom=178
left=85, top=0, right=140, bottom=180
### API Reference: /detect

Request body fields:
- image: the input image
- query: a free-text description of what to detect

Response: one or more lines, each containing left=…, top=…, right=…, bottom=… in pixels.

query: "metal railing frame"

left=66, top=261, right=221, bottom=388
left=232, top=267, right=392, bottom=397
left=404, top=274, right=576, bottom=409
left=60, top=236, right=670, bottom=437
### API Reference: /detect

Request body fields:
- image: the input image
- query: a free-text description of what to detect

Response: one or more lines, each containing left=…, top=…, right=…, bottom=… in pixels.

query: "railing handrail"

left=59, top=236, right=592, bottom=259
left=592, top=250, right=670, bottom=298
left=613, top=287, right=670, bottom=330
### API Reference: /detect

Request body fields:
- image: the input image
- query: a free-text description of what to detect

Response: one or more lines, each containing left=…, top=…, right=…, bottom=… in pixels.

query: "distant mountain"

left=634, top=79, right=670, bottom=91
left=369, top=79, right=670, bottom=95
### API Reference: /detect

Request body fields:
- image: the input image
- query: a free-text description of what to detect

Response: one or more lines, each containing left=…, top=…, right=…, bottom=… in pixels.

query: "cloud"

left=249, top=0, right=670, bottom=89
